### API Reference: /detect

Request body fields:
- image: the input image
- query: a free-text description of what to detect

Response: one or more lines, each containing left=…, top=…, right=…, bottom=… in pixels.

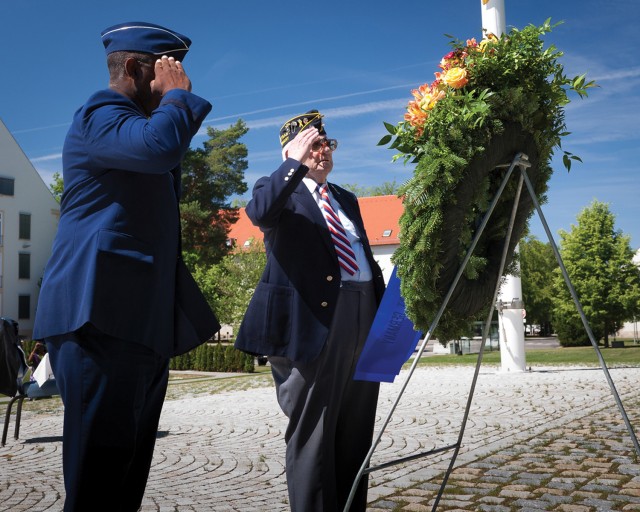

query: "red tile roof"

left=357, top=195, right=402, bottom=246
left=227, top=194, right=403, bottom=249
left=227, top=206, right=262, bottom=250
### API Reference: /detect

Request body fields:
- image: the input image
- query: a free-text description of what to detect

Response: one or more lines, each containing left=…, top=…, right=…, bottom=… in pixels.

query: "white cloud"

left=31, top=153, right=62, bottom=163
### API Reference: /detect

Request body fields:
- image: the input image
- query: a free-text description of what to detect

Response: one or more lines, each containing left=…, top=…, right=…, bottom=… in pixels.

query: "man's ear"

left=124, top=57, right=141, bottom=79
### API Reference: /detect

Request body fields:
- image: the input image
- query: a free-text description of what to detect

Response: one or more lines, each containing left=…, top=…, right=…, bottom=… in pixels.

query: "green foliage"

left=169, top=342, right=254, bottom=372
left=49, top=171, right=64, bottom=203
left=340, top=180, right=400, bottom=197
left=519, top=236, right=556, bottom=335
left=551, top=200, right=640, bottom=347
left=553, top=312, right=592, bottom=347
left=378, top=20, right=595, bottom=340
left=21, top=339, right=38, bottom=358
left=191, top=240, right=266, bottom=332
left=181, top=119, right=249, bottom=266
left=412, top=344, right=640, bottom=368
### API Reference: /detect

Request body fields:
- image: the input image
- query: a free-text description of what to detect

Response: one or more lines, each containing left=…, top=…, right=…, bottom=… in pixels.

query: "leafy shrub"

left=170, top=342, right=254, bottom=372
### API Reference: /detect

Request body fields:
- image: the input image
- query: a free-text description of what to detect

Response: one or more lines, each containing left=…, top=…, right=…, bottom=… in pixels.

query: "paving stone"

left=500, top=489, right=532, bottom=499
left=555, top=505, right=590, bottom=512
left=581, top=498, right=618, bottom=509
left=477, top=505, right=510, bottom=512
left=512, top=498, right=551, bottom=509
left=538, top=493, right=573, bottom=504
left=2, top=365, right=640, bottom=511
left=547, top=480, right=578, bottom=490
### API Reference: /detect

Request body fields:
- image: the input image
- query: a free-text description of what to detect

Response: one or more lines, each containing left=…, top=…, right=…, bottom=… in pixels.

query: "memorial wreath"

left=380, top=19, right=596, bottom=341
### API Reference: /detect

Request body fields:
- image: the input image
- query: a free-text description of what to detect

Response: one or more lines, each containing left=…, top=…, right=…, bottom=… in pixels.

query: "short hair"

left=107, top=51, right=155, bottom=79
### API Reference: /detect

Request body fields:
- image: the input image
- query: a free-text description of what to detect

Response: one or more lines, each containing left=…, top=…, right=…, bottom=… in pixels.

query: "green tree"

left=49, top=171, right=64, bottom=203
left=192, top=239, right=266, bottom=334
left=181, top=119, right=249, bottom=267
left=340, top=180, right=400, bottom=197
left=519, top=236, right=556, bottom=336
left=551, top=200, right=640, bottom=347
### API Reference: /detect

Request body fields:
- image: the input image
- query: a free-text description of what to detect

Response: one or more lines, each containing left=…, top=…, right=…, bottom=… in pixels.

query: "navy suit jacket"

left=235, top=158, right=386, bottom=363
left=33, top=88, right=220, bottom=357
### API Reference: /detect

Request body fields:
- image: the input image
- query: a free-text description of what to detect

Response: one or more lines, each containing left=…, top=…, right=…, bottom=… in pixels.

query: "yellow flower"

left=479, top=33, right=499, bottom=53
left=442, top=67, right=469, bottom=89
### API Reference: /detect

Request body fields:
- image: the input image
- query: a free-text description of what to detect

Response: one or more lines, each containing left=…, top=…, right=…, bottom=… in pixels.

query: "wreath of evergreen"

left=379, top=19, right=596, bottom=341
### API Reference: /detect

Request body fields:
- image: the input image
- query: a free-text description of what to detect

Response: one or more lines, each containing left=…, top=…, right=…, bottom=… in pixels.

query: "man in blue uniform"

left=235, top=111, right=386, bottom=511
left=33, top=22, right=219, bottom=511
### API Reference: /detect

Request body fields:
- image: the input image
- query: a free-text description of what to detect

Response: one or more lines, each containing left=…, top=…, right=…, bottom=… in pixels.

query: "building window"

left=19, top=253, right=31, bottom=279
left=382, top=229, right=393, bottom=237
left=19, top=213, right=31, bottom=240
left=19, top=295, right=30, bottom=320
left=0, top=177, right=15, bottom=196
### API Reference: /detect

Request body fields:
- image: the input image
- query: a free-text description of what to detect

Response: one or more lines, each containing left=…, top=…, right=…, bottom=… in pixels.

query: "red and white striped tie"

left=317, top=184, right=359, bottom=276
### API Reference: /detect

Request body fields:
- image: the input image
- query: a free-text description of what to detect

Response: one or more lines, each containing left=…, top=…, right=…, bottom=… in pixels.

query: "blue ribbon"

left=354, top=266, right=422, bottom=383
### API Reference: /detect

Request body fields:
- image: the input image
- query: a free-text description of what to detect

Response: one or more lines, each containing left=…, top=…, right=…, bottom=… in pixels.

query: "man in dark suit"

left=235, top=110, right=386, bottom=511
left=33, top=22, right=219, bottom=511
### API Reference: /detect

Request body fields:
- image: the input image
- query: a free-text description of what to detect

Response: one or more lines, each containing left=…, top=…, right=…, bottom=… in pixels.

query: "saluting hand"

left=151, top=55, right=192, bottom=96
left=286, top=127, right=319, bottom=163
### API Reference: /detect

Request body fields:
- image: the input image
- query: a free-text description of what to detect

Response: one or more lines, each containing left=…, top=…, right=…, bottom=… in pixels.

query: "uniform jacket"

left=234, top=158, right=386, bottom=363
left=33, top=88, right=220, bottom=357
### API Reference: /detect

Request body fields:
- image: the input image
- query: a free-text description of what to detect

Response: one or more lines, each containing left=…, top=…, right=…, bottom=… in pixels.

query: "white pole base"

left=498, top=308, right=526, bottom=373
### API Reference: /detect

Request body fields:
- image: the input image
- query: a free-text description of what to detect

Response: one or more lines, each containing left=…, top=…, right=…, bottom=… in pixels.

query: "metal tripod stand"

left=343, top=152, right=640, bottom=512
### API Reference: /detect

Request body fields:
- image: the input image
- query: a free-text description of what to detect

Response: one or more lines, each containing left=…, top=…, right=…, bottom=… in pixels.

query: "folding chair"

left=1, top=317, right=59, bottom=446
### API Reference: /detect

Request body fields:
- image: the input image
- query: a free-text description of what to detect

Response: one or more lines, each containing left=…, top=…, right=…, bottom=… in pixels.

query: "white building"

left=616, top=248, right=640, bottom=341
left=0, top=119, right=60, bottom=337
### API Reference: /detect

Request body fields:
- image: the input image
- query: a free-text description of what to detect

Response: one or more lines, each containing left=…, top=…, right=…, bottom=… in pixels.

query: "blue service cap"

left=101, top=21, right=191, bottom=61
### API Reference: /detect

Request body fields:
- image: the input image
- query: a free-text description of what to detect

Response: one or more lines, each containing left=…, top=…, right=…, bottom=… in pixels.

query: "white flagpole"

left=481, top=0, right=506, bottom=36
left=481, top=0, right=527, bottom=372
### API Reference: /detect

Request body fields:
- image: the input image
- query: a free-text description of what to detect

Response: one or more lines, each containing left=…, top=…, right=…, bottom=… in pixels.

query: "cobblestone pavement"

left=1, top=364, right=640, bottom=511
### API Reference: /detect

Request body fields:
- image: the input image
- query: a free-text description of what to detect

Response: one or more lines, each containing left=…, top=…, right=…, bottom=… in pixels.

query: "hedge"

left=170, top=342, right=254, bottom=373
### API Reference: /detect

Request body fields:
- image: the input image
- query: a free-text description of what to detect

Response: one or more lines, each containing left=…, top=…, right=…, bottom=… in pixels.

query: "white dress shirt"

left=303, top=177, right=373, bottom=283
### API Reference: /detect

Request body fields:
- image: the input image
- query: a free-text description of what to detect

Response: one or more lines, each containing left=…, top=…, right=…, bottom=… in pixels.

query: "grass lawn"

left=410, top=340, right=640, bottom=368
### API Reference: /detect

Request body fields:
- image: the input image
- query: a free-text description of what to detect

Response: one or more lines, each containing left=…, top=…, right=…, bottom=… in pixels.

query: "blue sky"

left=1, top=0, right=639, bottom=250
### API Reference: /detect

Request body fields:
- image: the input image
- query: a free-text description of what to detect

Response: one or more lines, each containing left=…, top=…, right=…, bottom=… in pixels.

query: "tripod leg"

left=520, top=167, right=640, bottom=457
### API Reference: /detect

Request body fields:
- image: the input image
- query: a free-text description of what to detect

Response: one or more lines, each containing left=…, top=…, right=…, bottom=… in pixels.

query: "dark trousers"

left=270, top=281, right=380, bottom=512
left=45, top=326, right=169, bottom=512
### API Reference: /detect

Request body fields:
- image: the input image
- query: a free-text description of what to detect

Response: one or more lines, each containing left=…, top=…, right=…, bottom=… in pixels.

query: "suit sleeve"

left=82, top=89, right=212, bottom=174
left=245, top=158, right=308, bottom=229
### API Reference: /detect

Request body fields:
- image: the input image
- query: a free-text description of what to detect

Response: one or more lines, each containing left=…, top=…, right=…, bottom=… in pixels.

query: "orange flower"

left=442, top=67, right=468, bottom=89
left=410, top=83, right=430, bottom=102
left=410, top=83, right=445, bottom=112
left=405, top=100, right=428, bottom=124
left=404, top=80, right=449, bottom=138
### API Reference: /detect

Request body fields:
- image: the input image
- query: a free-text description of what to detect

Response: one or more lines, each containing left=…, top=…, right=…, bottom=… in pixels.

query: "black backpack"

left=0, top=318, right=27, bottom=397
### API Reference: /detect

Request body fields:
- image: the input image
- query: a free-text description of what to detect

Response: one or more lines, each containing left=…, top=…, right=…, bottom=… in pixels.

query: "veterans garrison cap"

left=101, top=22, right=192, bottom=61
left=279, top=110, right=327, bottom=148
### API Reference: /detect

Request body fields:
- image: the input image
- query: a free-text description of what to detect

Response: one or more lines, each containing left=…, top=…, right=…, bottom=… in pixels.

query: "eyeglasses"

left=311, top=138, right=338, bottom=152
